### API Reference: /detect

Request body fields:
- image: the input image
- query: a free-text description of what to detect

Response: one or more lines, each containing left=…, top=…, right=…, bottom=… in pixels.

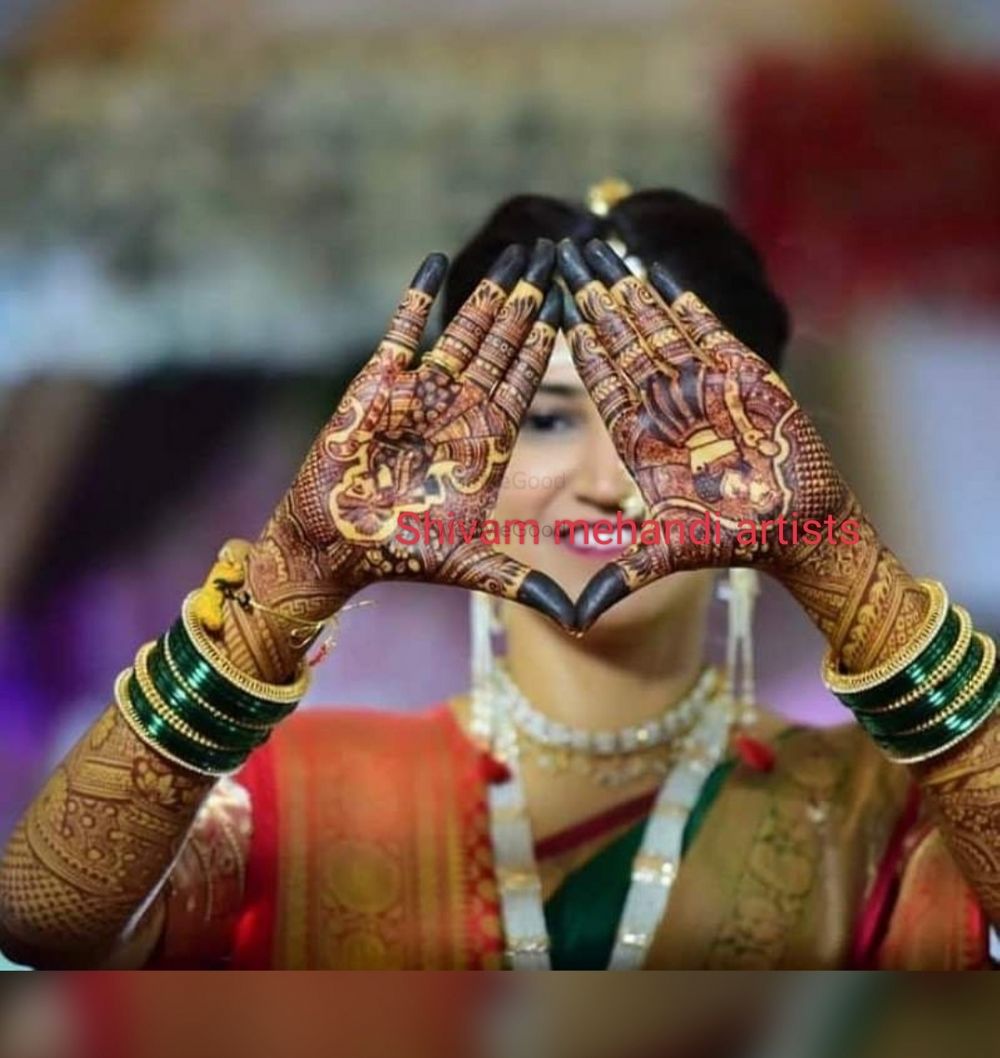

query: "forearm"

left=0, top=594, right=287, bottom=967
left=776, top=496, right=930, bottom=673
left=778, top=496, right=1000, bottom=922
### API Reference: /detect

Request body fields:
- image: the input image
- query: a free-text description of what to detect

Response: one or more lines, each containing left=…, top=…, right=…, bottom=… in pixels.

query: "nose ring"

left=621, top=482, right=646, bottom=519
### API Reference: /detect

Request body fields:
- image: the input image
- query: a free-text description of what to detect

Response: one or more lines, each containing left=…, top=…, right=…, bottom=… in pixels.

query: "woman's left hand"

left=557, top=238, right=853, bottom=631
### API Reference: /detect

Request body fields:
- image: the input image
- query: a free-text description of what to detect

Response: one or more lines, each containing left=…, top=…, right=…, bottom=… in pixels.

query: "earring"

left=718, top=568, right=761, bottom=727
left=620, top=481, right=646, bottom=520
left=469, top=591, right=503, bottom=749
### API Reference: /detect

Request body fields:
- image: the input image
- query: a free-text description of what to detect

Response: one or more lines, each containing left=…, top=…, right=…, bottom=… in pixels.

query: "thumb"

left=576, top=544, right=669, bottom=633
left=448, top=544, right=576, bottom=632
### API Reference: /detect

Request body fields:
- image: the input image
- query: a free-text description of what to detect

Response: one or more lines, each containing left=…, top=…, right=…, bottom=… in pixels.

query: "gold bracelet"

left=894, top=634, right=997, bottom=738
left=226, top=588, right=328, bottom=651
left=855, top=605, right=973, bottom=715
left=161, top=634, right=273, bottom=733
left=134, top=643, right=234, bottom=751
left=821, top=579, right=948, bottom=694
left=181, top=592, right=309, bottom=705
left=113, top=667, right=223, bottom=778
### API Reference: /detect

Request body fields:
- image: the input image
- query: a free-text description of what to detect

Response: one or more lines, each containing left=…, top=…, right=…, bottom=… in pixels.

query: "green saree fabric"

left=543, top=759, right=736, bottom=970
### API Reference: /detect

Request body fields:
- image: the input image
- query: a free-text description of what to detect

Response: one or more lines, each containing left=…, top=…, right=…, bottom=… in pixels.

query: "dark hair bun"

left=443, top=189, right=790, bottom=368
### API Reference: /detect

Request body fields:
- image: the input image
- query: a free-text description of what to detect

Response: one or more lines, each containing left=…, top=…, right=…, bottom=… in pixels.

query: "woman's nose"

left=572, top=420, right=633, bottom=511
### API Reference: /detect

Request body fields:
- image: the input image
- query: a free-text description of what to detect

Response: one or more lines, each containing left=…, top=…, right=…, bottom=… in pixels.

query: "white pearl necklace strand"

left=471, top=664, right=733, bottom=970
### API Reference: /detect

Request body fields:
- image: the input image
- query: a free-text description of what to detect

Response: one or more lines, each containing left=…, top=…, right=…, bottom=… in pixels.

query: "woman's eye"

left=522, top=410, right=577, bottom=434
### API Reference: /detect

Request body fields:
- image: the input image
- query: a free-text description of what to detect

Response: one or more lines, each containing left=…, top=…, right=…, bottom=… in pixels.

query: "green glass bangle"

left=838, top=607, right=962, bottom=712
left=877, top=657, right=1000, bottom=765
left=147, top=642, right=269, bottom=752
left=160, top=632, right=273, bottom=734
left=166, top=620, right=298, bottom=723
left=128, top=672, right=250, bottom=774
left=857, top=634, right=985, bottom=740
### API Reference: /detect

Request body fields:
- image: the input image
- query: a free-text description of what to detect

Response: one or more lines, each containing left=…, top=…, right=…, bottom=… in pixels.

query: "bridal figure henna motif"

left=558, top=239, right=847, bottom=618
left=244, top=239, right=574, bottom=671
left=558, top=239, right=929, bottom=673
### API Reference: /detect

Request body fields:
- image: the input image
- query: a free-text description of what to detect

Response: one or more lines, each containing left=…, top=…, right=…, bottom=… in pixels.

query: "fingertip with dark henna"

left=411, top=253, right=449, bottom=296
left=584, top=239, right=630, bottom=286
left=517, top=572, right=577, bottom=632
left=555, top=239, right=592, bottom=293
left=538, top=284, right=563, bottom=328
left=524, top=238, right=556, bottom=290
left=575, top=565, right=631, bottom=632
left=560, top=285, right=585, bottom=329
left=487, top=244, right=528, bottom=292
left=648, top=262, right=686, bottom=304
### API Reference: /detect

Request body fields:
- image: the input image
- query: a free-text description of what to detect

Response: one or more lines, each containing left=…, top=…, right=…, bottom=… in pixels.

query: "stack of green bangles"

left=114, top=592, right=309, bottom=776
left=823, top=579, right=1000, bottom=764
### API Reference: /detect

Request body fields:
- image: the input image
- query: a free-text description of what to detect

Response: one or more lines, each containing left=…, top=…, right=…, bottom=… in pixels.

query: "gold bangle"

left=113, top=667, right=223, bottom=778
left=161, top=634, right=273, bottom=734
left=821, top=579, right=948, bottom=694
left=134, top=643, right=234, bottom=751
left=181, top=592, right=309, bottom=705
left=856, top=606, right=973, bottom=715
left=893, top=634, right=997, bottom=738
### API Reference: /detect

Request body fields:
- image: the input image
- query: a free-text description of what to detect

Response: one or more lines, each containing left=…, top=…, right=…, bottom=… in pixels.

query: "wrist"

left=776, top=502, right=929, bottom=673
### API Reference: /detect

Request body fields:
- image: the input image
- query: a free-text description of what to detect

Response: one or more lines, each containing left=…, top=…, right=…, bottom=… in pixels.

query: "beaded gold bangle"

left=146, top=641, right=269, bottom=752
left=181, top=591, right=309, bottom=706
left=160, top=633, right=273, bottom=734
left=133, top=643, right=234, bottom=751
left=113, top=667, right=226, bottom=778
left=893, top=634, right=996, bottom=738
left=880, top=647, right=1000, bottom=765
left=854, top=606, right=974, bottom=716
left=858, top=629, right=985, bottom=741
left=821, top=579, right=948, bottom=695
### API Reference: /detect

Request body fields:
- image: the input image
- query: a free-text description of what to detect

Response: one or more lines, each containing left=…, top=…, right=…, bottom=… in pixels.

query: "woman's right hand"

left=246, top=239, right=574, bottom=639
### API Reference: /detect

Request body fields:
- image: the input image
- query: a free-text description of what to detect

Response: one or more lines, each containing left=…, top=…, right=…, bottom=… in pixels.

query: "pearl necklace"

left=508, top=667, right=715, bottom=788
left=471, top=664, right=733, bottom=970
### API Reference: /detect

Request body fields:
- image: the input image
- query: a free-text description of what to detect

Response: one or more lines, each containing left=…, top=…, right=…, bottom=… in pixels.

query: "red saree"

left=157, top=706, right=988, bottom=970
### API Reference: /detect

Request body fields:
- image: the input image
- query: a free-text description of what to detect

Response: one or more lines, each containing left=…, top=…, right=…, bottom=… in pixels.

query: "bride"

left=1, top=183, right=996, bottom=969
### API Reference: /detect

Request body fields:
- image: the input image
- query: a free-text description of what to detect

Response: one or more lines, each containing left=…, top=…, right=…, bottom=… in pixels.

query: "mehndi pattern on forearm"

left=0, top=705, right=212, bottom=965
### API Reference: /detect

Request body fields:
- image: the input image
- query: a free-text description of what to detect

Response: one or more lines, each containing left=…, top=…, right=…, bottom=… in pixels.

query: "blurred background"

left=0, top=0, right=999, bottom=970
left=0, top=973, right=998, bottom=1057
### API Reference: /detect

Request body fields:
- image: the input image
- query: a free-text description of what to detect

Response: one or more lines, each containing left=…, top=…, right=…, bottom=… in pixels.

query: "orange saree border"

left=875, top=823, right=988, bottom=970
left=231, top=708, right=503, bottom=970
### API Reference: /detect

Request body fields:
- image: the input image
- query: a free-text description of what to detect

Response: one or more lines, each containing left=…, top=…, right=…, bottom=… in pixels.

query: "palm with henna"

left=557, top=238, right=852, bottom=632
left=246, top=239, right=575, bottom=646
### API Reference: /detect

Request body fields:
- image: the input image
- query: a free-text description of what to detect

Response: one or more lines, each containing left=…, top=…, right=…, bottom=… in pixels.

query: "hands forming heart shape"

left=250, top=237, right=848, bottom=638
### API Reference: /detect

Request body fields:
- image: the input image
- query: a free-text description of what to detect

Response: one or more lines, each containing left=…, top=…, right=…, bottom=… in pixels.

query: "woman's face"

left=493, top=331, right=714, bottom=634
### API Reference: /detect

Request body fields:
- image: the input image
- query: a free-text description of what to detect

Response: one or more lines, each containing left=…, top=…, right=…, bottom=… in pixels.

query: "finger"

left=584, top=240, right=691, bottom=371
left=491, top=285, right=561, bottom=425
left=372, top=253, right=448, bottom=373
left=463, top=238, right=555, bottom=393
left=557, top=240, right=660, bottom=385
left=563, top=288, right=634, bottom=444
left=648, top=262, right=725, bottom=357
left=425, top=244, right=526, bottom=377
left=575, top=545, right=671, bottom=632
left=444, top=544, right=576, bottom=631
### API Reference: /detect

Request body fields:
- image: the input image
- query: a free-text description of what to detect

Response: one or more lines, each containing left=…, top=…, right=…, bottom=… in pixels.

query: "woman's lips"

left=555, top=521, right=637, bottom=560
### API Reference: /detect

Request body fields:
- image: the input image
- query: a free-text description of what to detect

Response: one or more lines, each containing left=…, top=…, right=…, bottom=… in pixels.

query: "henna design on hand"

left=559, top=238, right=849, bottom=630
left=248, top=239, right=574, bottom=649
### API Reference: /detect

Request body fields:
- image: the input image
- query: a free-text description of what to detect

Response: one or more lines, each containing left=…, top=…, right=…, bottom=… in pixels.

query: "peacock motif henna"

left=243, top=240, right=574, bottom=676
